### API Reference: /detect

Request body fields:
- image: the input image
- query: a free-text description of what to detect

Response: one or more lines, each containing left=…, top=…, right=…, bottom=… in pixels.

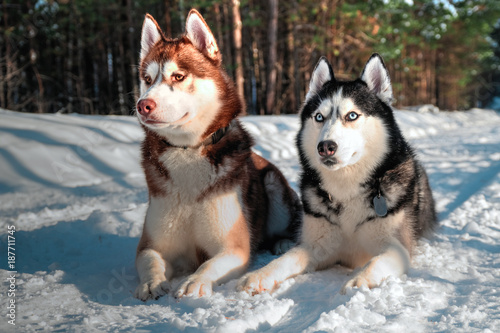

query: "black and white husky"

left=239, top=54, right=437, bottom=294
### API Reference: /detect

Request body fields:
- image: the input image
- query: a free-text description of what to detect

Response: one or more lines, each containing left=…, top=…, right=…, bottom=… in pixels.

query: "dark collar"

left=161, top=123, right=232, bottom=149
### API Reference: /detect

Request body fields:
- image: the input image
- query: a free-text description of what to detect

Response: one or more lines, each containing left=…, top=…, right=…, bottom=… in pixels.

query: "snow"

left=1, top=107, right=500, bottom=332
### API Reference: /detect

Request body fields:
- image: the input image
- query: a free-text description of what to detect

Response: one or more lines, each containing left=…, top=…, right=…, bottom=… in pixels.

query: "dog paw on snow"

left=237, top=271, right=278, bottom=295
left=134, top=279, right=170, bottom=301
left=340, top=271, right=377, bottom=294
left=174, top=276, right=213, bottom=299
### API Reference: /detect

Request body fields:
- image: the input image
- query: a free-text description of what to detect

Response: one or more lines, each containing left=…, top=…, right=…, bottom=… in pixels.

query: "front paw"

left=175, top=276, right=213, bottom=299
left=237, top=270, right=277, bottom=295
left=340, top=271, right=376, bottom=294
left=134, top=279, right=170, bottom=301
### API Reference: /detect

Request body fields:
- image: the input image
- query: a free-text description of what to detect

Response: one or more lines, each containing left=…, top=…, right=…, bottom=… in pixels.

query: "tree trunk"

left=320, top=0, right=328, bottom=53
left=0, top=0, right=7, bottom=109
left=275, top=48, right=284, bottom=114
left=178, top=0, right=185, bottom=31
left=214, top=3, right=224, bottom=52
left=265, top=0, right=278, bottom=115
left=436, top=51, right=441, bottom=109
left=164, top=1, right=172, bottom=37
left=66, top=3, right=75, bottom=113
left=74, top=2, right=86, bottom=113
left=117, top=33, right=127, bottom=114
left=222, top=3, right=233, bottom=78
left=293, top=25, right=302, bottom=112
left=334, top=0, right=343, bottom=71
left=286, top=23, right=296, bottom=113
left=232, top=0, right=245, bottom=108
left=248, top=0, right=261, bottom=114
left=242, top=15, right=254, bottom=113
left=0, top=37, right=4, bottom=109
left=127, top=0, right=139, bottom=103
left=430, top=48, right=436, bottom=106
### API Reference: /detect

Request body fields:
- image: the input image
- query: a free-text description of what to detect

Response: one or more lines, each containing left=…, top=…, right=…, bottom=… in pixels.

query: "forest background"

left=1, top=0, right=499, bottom=115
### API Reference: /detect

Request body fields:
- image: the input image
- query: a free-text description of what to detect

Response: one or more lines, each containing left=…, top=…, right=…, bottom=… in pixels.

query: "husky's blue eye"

left=314, top=113, right=324, bottom=122
left=346, top=112, right=358, bottom=121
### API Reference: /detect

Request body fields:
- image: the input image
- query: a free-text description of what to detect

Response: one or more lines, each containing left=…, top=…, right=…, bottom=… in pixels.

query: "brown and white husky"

left=134, top=9, right=302, bottom=301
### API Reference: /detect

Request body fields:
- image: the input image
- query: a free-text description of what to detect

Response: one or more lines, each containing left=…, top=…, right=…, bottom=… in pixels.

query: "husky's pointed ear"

left=141, top=14, right=163, bottom=61
left=186, top=9, right=220, bottom=62
left=361, top=53, right=393, bottom=105
left=306, top=57, right=334, bottom=102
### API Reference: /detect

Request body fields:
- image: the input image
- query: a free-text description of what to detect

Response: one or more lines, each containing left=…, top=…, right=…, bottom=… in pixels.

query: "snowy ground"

left=0, top=107, right=499, bottom=332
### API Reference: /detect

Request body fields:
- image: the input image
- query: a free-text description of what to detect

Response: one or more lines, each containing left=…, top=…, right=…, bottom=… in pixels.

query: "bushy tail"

left=414, top=162, right=438, bottom=238
left=261, top=166, right=303, bottom=254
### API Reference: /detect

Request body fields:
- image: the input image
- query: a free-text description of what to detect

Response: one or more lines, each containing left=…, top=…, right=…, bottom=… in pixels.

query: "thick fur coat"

left=239, top=54, right=437, bottom=294
left=134, top=10, right=301, bottom=301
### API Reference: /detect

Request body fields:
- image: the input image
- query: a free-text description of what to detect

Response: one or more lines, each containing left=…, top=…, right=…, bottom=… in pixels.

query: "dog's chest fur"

left=303, top=164, right=408, bottom=235
left=159, top=148, right=225, bottom=199
left=304, top=182, right=369, bottom=233
left=142, top=145, right=243, bottom=267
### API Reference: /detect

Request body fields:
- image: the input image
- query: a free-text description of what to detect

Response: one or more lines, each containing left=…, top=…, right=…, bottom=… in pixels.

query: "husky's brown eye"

left=144, top=76, right=152, bottom=85
left=172, top=74, right=185, bottom=82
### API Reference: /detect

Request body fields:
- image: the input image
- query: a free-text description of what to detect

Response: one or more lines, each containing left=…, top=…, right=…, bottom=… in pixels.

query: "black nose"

left=317, top=140, right=337, bottom=157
